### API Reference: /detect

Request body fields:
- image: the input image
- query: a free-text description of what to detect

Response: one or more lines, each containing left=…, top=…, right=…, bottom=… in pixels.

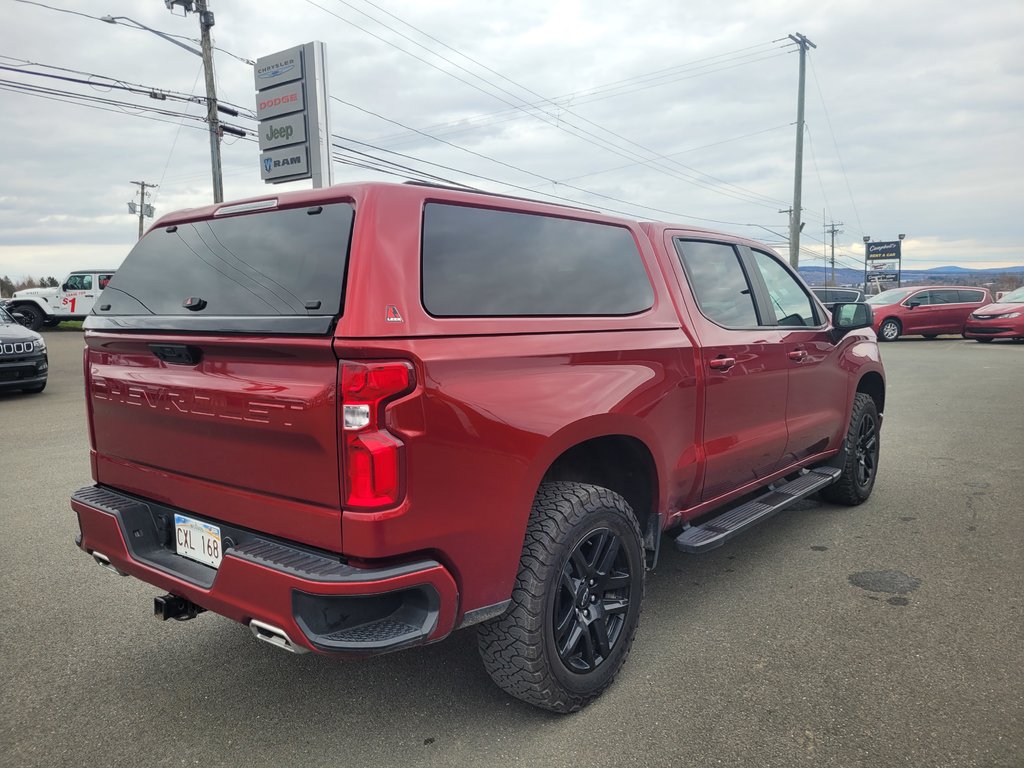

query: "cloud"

left=2, top=0, right=1023, bottom=280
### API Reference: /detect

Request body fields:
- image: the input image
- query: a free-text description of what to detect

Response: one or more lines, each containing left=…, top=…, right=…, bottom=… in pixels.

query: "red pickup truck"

left=73, top=182, right=885, bottom=712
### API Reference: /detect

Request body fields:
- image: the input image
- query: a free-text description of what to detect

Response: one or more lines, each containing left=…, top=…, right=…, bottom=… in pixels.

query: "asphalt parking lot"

left=2, top=332, right=1022, bottom=768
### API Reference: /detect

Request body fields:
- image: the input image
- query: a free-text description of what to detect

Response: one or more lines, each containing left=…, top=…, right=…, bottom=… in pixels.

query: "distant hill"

left=799, top=264, right=1024, bottom=287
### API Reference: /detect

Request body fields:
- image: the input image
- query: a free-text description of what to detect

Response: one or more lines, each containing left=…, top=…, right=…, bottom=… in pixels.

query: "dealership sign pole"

left=254, top=42, right=333, bottom=188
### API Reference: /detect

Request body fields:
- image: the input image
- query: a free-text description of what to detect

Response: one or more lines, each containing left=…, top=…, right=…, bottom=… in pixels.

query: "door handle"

left=709, top=356, right=736, bottom=370
left=788, top=350, right=808, bottom=362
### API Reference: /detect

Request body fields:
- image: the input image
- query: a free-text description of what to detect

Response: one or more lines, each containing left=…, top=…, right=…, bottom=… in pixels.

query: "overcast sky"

left=2, top=0, right=1022, bottom=282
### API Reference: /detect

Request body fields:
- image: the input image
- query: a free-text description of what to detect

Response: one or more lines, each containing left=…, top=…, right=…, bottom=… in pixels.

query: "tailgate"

left=86, top=332, right=343, bottom=550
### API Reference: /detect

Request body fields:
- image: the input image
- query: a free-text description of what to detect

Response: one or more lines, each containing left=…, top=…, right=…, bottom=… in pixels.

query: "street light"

left=101, top=6, right=223, bottom=203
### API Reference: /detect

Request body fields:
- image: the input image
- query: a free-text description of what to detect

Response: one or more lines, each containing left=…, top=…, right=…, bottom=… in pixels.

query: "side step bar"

left=675, top=467, right=841, bottom=553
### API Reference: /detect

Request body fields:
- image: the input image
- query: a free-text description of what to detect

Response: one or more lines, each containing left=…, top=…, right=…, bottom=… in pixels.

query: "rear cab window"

left=421, top=203, right=654, bottom=316
left=90, top=203, right=355, bottom=334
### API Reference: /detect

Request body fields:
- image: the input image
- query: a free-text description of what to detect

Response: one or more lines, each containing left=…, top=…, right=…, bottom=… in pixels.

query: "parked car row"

left=813, top=284, right=1022, bottom=343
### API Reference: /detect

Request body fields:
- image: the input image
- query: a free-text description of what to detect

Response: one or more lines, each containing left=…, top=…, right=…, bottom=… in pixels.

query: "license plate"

left=174, top=514, right=223, bottom=569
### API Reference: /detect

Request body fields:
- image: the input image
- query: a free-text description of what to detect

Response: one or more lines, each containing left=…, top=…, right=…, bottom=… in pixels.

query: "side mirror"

left=830, top=302, right=873, bottom=342
left=61, top=283, right=69, bottom=291
left=906, top=301, right=920, bottom=309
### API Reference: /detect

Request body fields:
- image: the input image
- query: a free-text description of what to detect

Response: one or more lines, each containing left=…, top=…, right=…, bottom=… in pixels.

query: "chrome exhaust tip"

left=91, top=551, right=126, bottom=576
left=249, top=619, right=309, bottom=654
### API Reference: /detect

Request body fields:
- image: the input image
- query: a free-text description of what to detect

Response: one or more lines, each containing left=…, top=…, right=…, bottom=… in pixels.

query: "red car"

left=963, top=286, right=1024, bottom=342
left=71, top=182, right=885, bottom=712
left=866, top=285, right=992, bottom=341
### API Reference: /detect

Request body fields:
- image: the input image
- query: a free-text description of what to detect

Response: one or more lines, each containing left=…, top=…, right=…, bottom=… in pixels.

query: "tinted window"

left=751, top=250, right=818, bottom=327
left=422, top=204, right=653, bottom=316
left=98, top=203, right=353, bottom=318
left=958, top=289, right=985, bottom=303
left=907, top=291, right=931, bottom=306
left=675, top=240, right=760, bottom=327
left=931, top=289, right=961, bottom=305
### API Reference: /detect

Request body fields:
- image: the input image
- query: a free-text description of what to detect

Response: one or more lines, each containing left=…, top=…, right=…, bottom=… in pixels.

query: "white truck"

left=6, top=269, right=116, bottom=330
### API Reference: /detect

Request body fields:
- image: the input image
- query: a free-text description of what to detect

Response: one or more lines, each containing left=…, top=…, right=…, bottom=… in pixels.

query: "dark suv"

left=0, top=306, right=48, bottom=394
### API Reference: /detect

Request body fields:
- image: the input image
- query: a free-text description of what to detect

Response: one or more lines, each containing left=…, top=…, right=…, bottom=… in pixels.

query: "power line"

left=306, top=0, right=793, bottom=209
left=336, top=0, right=793, bottom=207
left=11, top=0, right=253, bottom=65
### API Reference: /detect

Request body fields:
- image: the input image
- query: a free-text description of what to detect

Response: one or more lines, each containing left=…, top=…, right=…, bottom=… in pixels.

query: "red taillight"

left=340, top=361, right=414, bottom=509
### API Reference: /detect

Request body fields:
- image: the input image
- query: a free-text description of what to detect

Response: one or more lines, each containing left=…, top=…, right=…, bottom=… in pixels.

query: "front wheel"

left=478, top=482, right=645, bottom=713
left=14, top=304, right=45, bottom=331
left=878, top=318, right=901, bottom=342
left=820, top=393, right=880, bottom=506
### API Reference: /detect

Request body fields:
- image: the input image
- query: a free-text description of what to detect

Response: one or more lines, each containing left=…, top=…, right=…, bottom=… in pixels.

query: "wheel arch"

left=856, top=370, right=886, bottom=415
left=537, top=431, right=660, bottom=558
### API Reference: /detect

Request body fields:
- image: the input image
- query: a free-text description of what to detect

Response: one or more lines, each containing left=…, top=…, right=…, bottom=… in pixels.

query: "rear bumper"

left=72, top=485, right=459, bottom=655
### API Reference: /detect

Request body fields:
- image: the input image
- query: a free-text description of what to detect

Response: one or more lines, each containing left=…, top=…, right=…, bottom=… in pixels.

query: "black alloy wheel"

left=553, top=527, right=633, bottom=674
left=478, top=482, right=645, bottom=713
left=854, top=410, right=879, bottom=489
left=820, top=392, right=881, bottom=506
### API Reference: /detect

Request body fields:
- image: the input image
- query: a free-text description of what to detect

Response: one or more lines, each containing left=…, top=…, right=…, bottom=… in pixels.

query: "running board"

left=674, top=467, right=842, bottom=553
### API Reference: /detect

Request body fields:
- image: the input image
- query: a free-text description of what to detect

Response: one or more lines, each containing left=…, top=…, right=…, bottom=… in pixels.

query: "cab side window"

left=65, top=275, right=93, bottom=290
left=98, top=274, right=114, bottom=290
left=750, top=250, right=819, bottom=327
left=674, top=240, right=760, bottom=327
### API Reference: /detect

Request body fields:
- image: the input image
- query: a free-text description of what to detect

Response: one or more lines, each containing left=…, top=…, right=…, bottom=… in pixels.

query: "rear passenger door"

left=746, top=249, right=849, bottom=465
left=672, top=239, right=790, bottom=500
left=926, top=289, right=965, bottom=333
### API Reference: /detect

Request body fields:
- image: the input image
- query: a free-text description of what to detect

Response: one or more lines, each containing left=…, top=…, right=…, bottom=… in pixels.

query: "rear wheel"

left=821, top=393, right=880, bottom=506
left=878, top=318, right=901, bottom=342
left=478, top=482, right=645, bottom=713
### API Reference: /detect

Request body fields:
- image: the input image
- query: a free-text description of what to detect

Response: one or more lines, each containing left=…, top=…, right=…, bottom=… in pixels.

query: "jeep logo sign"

left=255, top=81, right=305, bottom=120
left=259, top=145, right=310, bottom=181
left=258, top=113, right=307, bottom=151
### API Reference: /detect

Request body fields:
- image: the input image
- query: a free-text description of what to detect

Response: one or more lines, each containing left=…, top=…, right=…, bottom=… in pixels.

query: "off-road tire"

left=14, top=304, right=45, bottom=331
left=878, top=318, right=901, bottom=342
left=820, top=393, right=880, bottom=506
left=478, top=482, right=645, bottom=713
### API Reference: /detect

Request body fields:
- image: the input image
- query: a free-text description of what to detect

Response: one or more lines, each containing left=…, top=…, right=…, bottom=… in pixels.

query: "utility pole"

left=166, top=0, right=223, bottom=203
left=788, top=33, right=816, bottom=269
left=129, top=181, right=157, bottom=239
left=826, top=221, right=843, bottom=285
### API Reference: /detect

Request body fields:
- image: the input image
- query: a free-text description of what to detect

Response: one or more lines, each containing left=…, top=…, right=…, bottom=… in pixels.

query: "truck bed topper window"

left=89, top=203, right=353, bottom=334
left=422, top=203, right=654, bottom=317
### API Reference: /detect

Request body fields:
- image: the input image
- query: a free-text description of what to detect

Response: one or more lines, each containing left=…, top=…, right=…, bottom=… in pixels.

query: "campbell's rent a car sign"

left=254, top=42, right=332, bottom=187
